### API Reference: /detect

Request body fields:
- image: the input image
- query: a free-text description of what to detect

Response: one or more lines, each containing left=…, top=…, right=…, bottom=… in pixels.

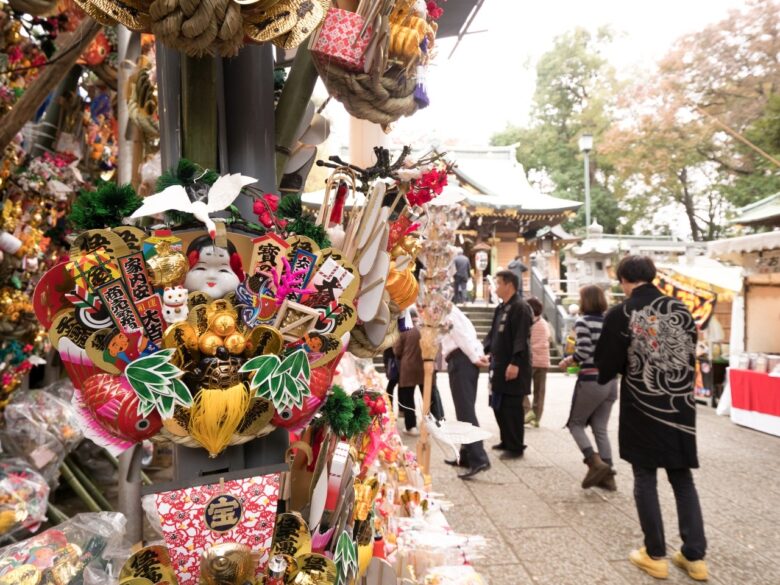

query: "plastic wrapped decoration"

left=0, top=512, right=126, bottom=584
left=0, top=459, right=49, bottom=540
left=394, top=526, right=486, bottom=583
left=0, top=389, right=83, bottom=483
left=416, top=190, right=466, bottom=333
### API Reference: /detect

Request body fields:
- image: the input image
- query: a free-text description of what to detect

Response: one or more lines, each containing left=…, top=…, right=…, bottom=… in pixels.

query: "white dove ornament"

left=130, top=173, right=257, bottom=239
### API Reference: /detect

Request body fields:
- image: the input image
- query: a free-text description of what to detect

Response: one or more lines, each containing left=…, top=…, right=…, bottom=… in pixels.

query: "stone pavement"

left=406, top=372, right=780, bottom=585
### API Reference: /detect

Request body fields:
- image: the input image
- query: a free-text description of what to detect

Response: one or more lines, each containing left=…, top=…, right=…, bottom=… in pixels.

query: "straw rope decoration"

left=313, top=63, right=419, bottom=126
left=310, top=0, right=437, bottom=126
left=68, top=0, right=327, bottom=57
left=150, top=0, right=245, bottom=57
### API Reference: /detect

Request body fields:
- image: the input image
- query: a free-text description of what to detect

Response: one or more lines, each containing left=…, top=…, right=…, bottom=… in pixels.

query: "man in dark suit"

left=484, top=270, right=533, bottom=459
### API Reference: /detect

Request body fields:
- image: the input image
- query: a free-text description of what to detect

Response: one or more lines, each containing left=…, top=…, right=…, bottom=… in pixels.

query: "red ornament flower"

left=253, top=194, right=281, bottom=228
left=406, top=168, right=448, bottom=207
left=427, top=1, right=444, bottom=19
left=7, top=47, right=23, bottom=64
left=363, top=394, right=386, bottom=416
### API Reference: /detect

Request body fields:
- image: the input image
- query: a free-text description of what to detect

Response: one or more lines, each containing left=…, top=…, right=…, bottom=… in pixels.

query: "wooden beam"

left=0, top=17, right=102, bottom=151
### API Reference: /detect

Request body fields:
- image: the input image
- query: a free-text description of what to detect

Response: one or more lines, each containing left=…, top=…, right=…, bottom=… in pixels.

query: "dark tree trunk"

left=677, top=168, right=701, bottom=241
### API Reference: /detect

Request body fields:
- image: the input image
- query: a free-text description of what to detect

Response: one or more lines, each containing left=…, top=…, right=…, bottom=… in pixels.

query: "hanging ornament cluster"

left=310, top=0, right=441, bottom=127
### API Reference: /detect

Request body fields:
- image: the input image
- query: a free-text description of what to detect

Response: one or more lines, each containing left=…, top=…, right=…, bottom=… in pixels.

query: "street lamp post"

left=578, top=133, right=593, bottom=227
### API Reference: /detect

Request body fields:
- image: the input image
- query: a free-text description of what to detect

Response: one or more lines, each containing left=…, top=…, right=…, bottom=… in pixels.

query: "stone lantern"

left=565, top=220, right=617, bottom=293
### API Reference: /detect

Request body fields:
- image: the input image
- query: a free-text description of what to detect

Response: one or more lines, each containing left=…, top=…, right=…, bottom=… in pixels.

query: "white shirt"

left=440, top=305, right=485, bottom=365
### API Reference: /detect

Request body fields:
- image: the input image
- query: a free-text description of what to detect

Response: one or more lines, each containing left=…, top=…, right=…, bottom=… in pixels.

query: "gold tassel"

left=188, top=383, right=250, bottom=457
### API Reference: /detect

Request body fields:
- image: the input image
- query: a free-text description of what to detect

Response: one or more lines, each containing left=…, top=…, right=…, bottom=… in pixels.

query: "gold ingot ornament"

left=147, top=240, right=188, bottom=288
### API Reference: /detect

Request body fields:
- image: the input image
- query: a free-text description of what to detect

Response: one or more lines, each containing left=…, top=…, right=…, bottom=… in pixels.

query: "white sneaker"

left=404, top=427, right=420, bottom=436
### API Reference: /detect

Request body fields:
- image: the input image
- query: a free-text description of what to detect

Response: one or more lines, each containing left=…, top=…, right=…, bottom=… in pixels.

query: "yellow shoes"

left=629, top=548, right=709, bottom=581
left=629, top=548, right=669, bottom=579
left=673, top=550, right=709, bottom=581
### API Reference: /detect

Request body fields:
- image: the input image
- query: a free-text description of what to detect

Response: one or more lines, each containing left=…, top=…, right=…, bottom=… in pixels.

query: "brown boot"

left=582, top=453, right=611, bottom=489
left=598, top=470, right=617, bottom=491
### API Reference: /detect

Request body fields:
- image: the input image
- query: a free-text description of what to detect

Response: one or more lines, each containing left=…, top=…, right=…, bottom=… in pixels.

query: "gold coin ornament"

left=211, top=312, right=237, bottom=337
left=119, top=545, right=179, bottom=585
left=0, top=565, right=41, bottom=585
left=199, top=332, right=225, bottom=356
left=223, top=332, right=247, bottom=355
left=199, top=542, right=256, bottom=585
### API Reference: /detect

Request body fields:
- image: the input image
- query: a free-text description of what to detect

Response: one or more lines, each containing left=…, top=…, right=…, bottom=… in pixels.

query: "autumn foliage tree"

left=496, top=0, right=780, bottom=241
left=603, top=0, right=780, bottom=240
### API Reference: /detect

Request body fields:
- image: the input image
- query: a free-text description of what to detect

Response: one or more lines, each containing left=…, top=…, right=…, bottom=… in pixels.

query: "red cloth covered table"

left=729, top=368, right=780, bottom=437
left=729, top=369, right=780, bottom=416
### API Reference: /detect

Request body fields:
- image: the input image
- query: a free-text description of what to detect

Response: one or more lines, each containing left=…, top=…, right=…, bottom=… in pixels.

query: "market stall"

left=709, top=231, right=780, bottom=437
left=0, top=0, right=492, bottom=582
left=655, top=256, right=741, bottom=406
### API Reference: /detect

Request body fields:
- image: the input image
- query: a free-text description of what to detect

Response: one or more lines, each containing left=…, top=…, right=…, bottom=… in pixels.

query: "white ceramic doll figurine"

left=162, top=286, right=189, bottom=324
left=184, top=235, right=245, bottom=299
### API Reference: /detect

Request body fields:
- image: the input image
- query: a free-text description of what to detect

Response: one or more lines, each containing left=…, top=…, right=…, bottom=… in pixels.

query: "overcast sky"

left=371, top=0, right=749, bottom=146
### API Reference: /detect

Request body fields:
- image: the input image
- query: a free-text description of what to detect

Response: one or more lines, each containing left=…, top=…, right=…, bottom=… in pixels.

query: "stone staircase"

left=371, top=303, right=562, bottom=374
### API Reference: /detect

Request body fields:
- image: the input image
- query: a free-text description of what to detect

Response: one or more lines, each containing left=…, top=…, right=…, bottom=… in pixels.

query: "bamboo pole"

left=416, top=325, right=438, bottom=482
left=103, top=449, right=152, bottom=486
left=274, top=44, right=319, bottom=186
left=65, top=455, right=114, bottom=512
left=181, top=56, right=218, bottom=169
left=59, top=460, right=102, bottom=513
left=46, top=502, right=69, bottom=525
left=695, top=105, right=780, bottom=169
left=0, top=17, right=102, bottom=151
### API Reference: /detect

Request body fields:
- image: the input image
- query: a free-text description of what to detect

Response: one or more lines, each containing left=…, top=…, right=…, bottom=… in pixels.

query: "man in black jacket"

left=595, top=255, right=708, bottom=582
left=483, top=270, right=533, bottom=459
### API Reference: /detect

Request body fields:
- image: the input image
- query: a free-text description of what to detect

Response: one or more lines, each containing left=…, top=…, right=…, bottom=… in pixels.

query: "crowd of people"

left=387, top=254, right=710, bottom=582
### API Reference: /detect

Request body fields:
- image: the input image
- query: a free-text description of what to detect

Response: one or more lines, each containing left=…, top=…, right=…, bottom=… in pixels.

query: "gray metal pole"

left=223, top=45, right=276, bottom=222
left=583, top=150, right=591, bottom=227
left=156, top=41, right=182, bottom=171
left=116, top=25, right=144, bottom=545
left=117, top=30, right=141, bottom=184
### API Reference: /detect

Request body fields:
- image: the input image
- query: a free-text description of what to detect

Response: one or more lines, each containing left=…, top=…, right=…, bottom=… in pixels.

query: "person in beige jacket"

left=524, top=297, right=551, bottom=427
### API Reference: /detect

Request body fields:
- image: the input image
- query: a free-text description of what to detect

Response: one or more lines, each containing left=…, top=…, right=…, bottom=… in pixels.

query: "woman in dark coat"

left=595, top=255, right=707, bottom=582
left=393, top=314, right=444, bottom=433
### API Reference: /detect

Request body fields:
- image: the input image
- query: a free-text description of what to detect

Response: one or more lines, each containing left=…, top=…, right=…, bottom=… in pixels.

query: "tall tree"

left=492, top=28, right=624, bottom=233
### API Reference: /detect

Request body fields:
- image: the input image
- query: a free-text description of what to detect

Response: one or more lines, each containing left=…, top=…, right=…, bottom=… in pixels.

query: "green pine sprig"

left=68, top=183, right=143, bottom=230
left=319, top=386, right=371, bottom=438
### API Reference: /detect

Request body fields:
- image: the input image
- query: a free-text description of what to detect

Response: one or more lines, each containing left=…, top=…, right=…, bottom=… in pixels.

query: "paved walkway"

left=410, top=372, right=780, bottom=585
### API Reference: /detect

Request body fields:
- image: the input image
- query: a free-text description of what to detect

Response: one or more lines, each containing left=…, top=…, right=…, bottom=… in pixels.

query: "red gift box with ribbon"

left=311, top=8, right=372, bottom=72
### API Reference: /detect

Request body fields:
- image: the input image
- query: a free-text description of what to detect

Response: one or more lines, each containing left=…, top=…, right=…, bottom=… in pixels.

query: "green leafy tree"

left=492, top=28, right=625, bottom=233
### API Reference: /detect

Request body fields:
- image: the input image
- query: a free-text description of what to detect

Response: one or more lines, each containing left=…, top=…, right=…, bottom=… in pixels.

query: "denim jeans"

left=632, top=466, right=707, bottom=560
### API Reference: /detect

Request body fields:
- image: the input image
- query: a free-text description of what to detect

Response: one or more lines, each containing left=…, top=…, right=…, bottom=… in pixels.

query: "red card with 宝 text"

left=154, top=474, right=280, bottom=585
